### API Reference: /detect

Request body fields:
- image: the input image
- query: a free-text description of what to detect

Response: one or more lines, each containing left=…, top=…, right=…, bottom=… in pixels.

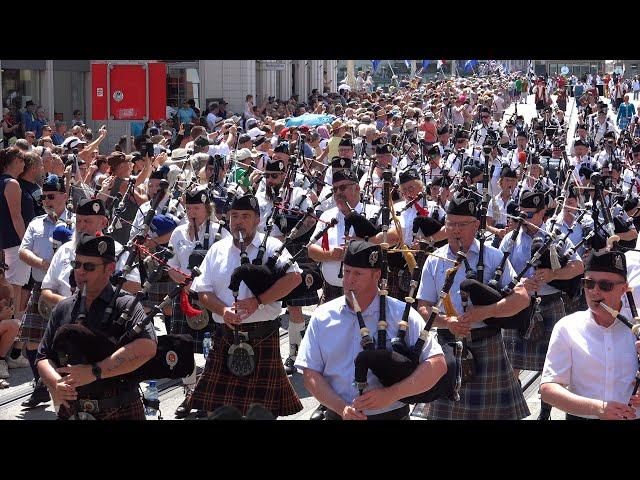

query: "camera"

left=145, top=141, right=154, bottom=157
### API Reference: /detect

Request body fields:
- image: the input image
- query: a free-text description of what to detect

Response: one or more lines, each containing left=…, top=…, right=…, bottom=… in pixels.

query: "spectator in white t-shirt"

left=206, top=102, right=221, bottom=131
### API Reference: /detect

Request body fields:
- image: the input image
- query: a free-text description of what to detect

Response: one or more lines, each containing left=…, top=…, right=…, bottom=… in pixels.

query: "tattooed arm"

left=97, top=338, right=157, bottom=379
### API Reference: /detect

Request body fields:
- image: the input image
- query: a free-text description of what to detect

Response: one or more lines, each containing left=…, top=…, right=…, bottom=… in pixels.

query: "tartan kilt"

left=170, top=294, right=213, bottom=354
left=189, top=321, right=303, bottom=417
left=18, top=282, right=47, bottom=344
left=142, top=276, right=177, bottom=312
left=416, top=332, right=530, bottom=420
left=58, top=386, right=145, bottom=421
left=502, top=294, right=565, bottom=372
left=320, top=281, right=343, bottom=304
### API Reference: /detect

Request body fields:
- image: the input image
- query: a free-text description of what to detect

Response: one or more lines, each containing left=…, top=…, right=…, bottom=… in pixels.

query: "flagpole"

left=387, top=60, right=396, bottom=77
left=410, top=60, right=416, bottom=77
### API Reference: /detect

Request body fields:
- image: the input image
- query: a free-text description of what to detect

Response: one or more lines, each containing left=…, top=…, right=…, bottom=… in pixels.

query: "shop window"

left=2, top=69, right=41, bottom=110
left=167, top=67, right=200, bottom=114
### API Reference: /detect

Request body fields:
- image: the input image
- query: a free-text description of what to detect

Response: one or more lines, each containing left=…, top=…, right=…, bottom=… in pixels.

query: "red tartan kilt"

left=189, top=322, right=303, bottom=417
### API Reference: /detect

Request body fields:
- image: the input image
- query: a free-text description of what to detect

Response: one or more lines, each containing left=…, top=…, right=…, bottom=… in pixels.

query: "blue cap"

left=151, top=214, right=178, bottom=237
left=49, top=225, right=73, bottom=245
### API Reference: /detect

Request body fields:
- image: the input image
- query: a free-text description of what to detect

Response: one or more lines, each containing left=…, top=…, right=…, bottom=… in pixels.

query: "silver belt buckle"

left=238, top=330, right=249, bottom=341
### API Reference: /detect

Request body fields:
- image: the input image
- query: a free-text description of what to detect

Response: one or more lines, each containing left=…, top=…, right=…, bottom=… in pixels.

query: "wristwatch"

left=257, top=296, right=265, bottom=311
left=91, top=363, right=102, bottom=381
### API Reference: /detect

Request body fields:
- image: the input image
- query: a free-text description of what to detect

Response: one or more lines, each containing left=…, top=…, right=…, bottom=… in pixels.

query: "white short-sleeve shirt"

left=295, top=295, right=443, bottom=415
left=190, top=232, right=301, bottom=324
left=541, top=308, right=639, bottom=419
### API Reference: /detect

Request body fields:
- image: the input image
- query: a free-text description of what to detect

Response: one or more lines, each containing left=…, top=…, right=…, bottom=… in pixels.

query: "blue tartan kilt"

left=502, top=294, right=566, bottom=372
left=415, top=331, right=530, bottom=420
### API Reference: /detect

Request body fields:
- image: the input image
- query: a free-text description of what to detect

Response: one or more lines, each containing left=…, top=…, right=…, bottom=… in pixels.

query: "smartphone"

left=145, top=141, right=154, bottom=157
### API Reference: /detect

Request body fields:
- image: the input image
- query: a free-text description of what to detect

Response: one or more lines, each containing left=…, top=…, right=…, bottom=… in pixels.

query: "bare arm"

left=97, top=338, right=157, bottom=379
left=552, top=259, right=585, bottom=281
left=40, top=288, right=66, bottom=307
left=19, top=248, right=49, bottom=272
left=308, top=243, right=342, bottom=262
left=5, top=180, right=25, bottom=238
left=303, top=368, right=350, bottom=415
left=257, top=271, right=301, bottom=304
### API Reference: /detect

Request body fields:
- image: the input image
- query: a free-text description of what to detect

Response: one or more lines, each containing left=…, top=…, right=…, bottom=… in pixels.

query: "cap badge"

left=201, top=194, right=207, bottom=204
left=92, top=202, right=100, bottom=214
left=533, top=195, right=540, bottom=206
left=279, top=161, right=284, bottom=171
left=249, top=197, right=257, bottom=209
left=97, top=241, right=107, bottom=256
left=340, top=159, right=345, bottom=167
left=369, top=251, right=379, bottom=267
left=615, top=254, right=624, bottom=272
left=468, top=202, right=475, bottom=214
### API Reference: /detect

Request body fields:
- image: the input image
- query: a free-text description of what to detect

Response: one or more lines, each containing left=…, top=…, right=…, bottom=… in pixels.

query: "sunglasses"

left=265, top=173, right=282, bottom=179
left=70, top=260, right=107, bottom=272
left=581, top=278, right=625, bottom=292
left=43, top=193, right=59, bottom=200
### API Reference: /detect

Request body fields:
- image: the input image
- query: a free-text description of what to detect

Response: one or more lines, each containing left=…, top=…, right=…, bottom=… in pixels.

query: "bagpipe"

left=338, top=200, right=380, bottom=280
left=229, top=219, right=338, bottom=304
left=528, top=208, right=590, bottom=298
left=51, top=179, right=202, bottom=396
left=353, top=250, right=468, bottom=404
left=227, top=231, right=256, bottom=377
left=458, top=164, right=579, bottom=336
left=52, top=263, right=201, bottom=401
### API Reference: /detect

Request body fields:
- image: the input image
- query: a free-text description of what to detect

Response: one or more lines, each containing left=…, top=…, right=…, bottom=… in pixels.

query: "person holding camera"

left=97, top=151, right=149, bottom=245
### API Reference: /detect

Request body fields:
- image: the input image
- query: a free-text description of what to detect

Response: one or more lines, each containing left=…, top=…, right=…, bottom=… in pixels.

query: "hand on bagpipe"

left=52, top=263, right=201, bottom=385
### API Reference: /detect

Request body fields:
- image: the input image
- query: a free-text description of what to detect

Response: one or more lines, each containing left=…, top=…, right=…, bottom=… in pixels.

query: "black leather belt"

left=437, top=326, right=500, bottom=343
left=77, top=389, right=140, bottom=414
left=214, top=319, right=280, bottom=341
left=325, top=404, right=410, bottom=421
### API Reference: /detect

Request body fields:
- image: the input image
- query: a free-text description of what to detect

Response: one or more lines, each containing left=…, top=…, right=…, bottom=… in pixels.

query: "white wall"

left=201, top=60, right=256, bottom=116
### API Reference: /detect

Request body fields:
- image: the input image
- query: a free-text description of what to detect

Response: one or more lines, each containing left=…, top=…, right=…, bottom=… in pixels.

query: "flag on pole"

left=528, top=60, right=535, bottom=78
left=404, top=60, right=412, bottom=69
left=437, top=60, right=445, bottom=70
left=371, top=60, right=381, bottom=72
left=464, top=59, right=478, bottom=73
left=422, top=59, right=431, bottom=69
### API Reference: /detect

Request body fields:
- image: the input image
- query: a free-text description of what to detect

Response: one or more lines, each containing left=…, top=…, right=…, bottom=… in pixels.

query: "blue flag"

left=404, top=60, right=411, bottom=69
left=422, top=60, right=431, bottom=69
left=464, top=59, right=478, bottom=73
left=371, top=60, right=381, bottom=72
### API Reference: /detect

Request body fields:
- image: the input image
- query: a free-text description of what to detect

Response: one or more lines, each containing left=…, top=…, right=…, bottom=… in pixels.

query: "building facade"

left=1, top=59, right=338, bottom=152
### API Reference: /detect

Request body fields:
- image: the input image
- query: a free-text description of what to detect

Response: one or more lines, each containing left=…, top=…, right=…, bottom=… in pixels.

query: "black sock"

left=9, top=347, right=22, bottom=359
left=24, top=349, right=39, bottom=383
